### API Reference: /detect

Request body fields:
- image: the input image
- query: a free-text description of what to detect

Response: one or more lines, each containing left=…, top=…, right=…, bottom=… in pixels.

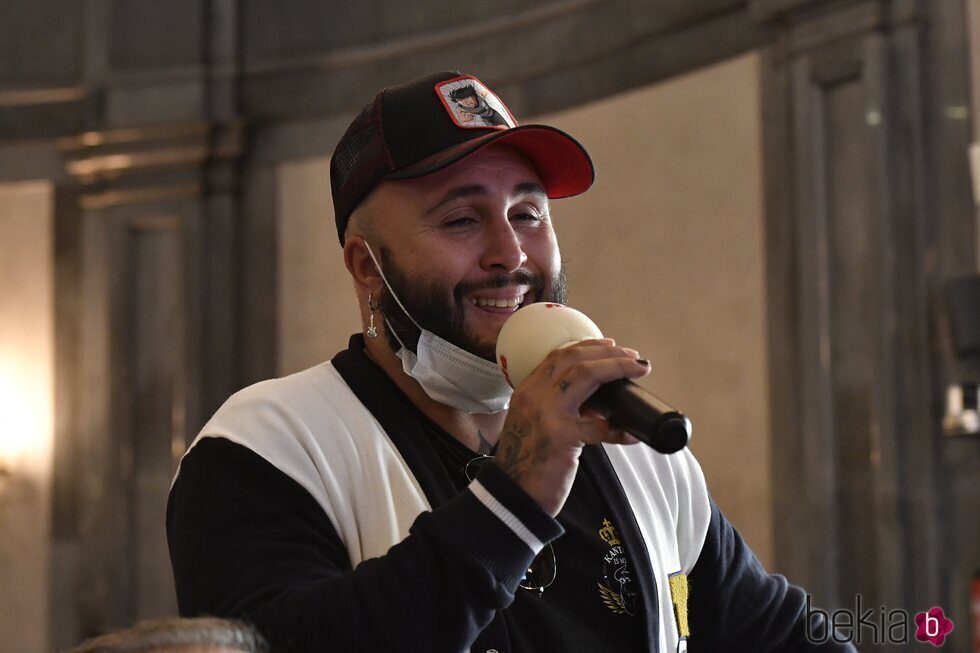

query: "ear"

left=343, top=235, right=384, bottom=297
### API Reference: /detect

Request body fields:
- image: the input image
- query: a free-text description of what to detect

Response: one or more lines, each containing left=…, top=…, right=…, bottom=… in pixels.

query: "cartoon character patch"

left=596, top=518, right=637, bottom=616
left=434, top=76, right=517, bottom=130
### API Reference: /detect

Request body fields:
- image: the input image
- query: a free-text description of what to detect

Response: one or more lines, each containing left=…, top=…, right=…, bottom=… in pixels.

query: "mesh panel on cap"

left=330, top=95, right=393, bottom=244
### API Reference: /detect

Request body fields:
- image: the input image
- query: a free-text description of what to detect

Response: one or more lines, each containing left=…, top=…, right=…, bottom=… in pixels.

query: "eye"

left=444, top=216, right=477, bottom=228
left=511, top=211, right=542, bottom=223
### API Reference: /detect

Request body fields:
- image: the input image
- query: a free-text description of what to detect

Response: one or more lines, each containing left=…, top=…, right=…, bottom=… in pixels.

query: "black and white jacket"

left=167, top=336, right=853, bottom=653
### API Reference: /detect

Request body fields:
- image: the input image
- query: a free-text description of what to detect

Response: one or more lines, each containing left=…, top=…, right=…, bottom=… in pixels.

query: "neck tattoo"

left=477, top=429, right=493, bottom=456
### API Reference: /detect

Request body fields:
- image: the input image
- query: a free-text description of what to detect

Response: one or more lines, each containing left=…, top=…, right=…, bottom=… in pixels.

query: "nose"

left=479, top=216, right=527, bottom=272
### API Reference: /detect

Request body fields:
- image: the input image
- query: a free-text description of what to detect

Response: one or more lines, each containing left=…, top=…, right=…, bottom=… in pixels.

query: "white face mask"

left=363, top=241, right=513, bottom=414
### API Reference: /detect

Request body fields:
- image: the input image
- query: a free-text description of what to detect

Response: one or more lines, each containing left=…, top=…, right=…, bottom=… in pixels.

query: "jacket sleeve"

left=166, top=436, right=562, bottom=653
left=686, top=498, right=857, bottom=652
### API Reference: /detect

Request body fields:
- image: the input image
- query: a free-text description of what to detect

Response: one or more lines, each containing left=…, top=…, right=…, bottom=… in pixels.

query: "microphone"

left=496, top=303, right=691, bottom=454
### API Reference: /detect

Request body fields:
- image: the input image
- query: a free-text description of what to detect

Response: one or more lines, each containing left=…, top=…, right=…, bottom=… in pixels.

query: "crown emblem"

left=599, top=518, right=621, bottom=546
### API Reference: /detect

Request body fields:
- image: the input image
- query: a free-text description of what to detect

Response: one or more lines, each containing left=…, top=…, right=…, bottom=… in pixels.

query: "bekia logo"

left=915, top=607, right=954, bottom=647
left=806, top=595, right=955, bottom=647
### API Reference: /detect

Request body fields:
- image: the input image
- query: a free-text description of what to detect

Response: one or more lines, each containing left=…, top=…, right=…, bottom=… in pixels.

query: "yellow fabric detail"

left=669, top=572, right=690, bottom=638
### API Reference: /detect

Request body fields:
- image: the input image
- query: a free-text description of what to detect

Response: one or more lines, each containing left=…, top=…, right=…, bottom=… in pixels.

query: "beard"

left=377, top=246, right=567, bottom=362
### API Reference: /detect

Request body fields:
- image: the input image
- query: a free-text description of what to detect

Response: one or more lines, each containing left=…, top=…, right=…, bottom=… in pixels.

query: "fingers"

left=550, top=357, right=651, bottom=410
left=559, top=339, right=643, bottom=365
left=557, top=338, right=635, bottom=359
left=526, top=339, right=643, bottom=386
left=509, top=339, right=651, bottom=451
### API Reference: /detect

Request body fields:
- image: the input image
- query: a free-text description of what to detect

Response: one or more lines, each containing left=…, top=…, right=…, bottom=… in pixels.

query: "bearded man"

left=168, top=71, right=853, bottom=653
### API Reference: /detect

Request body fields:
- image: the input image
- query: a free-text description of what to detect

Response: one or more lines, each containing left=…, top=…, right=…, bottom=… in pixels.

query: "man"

left=168, top=71, right=852, bottom=652
left=68, top=617, right=269, bottom=653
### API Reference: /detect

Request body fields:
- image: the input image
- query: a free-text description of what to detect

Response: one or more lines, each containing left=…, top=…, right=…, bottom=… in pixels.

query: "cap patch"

left=435, top=75, right=517, bottom=131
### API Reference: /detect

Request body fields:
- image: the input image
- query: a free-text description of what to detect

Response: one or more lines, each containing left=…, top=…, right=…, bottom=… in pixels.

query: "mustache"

left=453, top=270, right=545, bottom=302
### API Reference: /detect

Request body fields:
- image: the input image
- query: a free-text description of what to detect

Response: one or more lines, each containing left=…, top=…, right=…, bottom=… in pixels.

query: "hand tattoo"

left=496, top=419, right=552, bottom=484
left=496, top=420, right=533, bottom=482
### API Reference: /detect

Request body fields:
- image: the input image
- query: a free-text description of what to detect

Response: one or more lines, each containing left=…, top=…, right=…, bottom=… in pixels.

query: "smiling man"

left=167, top=71, right=853, bottom=653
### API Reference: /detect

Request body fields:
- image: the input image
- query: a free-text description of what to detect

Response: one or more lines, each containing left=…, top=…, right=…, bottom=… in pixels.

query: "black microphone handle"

left=582, top=378, right=691, bottom=454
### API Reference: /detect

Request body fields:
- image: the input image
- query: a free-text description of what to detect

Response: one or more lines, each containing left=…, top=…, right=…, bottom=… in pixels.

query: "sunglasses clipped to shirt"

left=464, top=455, right=557, bottom=595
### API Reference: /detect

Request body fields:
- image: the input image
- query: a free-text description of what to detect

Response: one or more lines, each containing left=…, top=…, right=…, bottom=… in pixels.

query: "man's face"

left=366, top=144, right=565, bottom=361
left=457, top=95, right=478, bottom=108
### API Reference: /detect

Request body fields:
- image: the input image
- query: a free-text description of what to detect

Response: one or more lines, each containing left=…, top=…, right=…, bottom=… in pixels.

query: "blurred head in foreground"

left=67, top=617, right=270, bottom=653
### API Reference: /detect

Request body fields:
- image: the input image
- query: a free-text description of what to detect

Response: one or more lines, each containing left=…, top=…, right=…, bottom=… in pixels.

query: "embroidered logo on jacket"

left=596, top=518, right=637, bottom=615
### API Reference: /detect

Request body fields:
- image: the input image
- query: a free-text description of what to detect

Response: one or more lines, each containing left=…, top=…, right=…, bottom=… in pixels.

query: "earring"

left=366, top=292, right=379, bottom=339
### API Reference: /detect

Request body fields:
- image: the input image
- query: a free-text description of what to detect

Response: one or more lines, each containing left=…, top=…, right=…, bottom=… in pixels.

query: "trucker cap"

left=329, top=70, right=595, bottom=244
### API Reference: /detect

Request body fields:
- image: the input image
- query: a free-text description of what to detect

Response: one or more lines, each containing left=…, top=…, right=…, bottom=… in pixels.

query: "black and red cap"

left=330, top=70, right=595, bottom=245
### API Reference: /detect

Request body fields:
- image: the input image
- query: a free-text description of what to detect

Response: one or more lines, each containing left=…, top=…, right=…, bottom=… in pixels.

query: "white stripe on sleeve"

left=469, top=480, right=545, bottom=555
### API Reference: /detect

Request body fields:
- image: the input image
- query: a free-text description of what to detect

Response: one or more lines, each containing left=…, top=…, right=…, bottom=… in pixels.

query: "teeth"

left=473, top=293, right=525, bottom=308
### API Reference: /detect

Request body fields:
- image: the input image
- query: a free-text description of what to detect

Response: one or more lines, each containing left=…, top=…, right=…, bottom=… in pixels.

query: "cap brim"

left=381, top=124, right=594, bottom=198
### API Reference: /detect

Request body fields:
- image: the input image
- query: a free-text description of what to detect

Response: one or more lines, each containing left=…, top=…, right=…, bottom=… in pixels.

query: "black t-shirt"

left=422, top=418, right=647, bottom=652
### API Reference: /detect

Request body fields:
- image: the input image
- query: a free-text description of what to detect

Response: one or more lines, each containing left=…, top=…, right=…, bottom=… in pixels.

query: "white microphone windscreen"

left=495, top=303, right=603, bottom=387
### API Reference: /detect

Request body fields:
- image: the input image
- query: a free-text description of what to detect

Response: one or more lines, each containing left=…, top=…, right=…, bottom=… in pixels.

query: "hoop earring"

left=366, top=292, right=379, bottom=339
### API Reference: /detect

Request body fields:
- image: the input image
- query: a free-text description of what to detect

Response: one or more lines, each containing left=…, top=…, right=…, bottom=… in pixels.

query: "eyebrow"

left=424, top=181, right=548, bottom=216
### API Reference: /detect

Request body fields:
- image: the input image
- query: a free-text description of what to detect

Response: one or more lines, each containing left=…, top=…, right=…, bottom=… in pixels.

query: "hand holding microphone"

left=497, top=303, right=691, bottom=455
left=492, top=303, right=690, bottom=515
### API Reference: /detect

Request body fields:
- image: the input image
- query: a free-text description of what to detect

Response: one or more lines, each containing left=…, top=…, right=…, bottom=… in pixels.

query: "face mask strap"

left=362, top=240, right=423, bottom=333
left=382, top=313, right=410, bottom=353
left=360, top=240, right=511, bottom=414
